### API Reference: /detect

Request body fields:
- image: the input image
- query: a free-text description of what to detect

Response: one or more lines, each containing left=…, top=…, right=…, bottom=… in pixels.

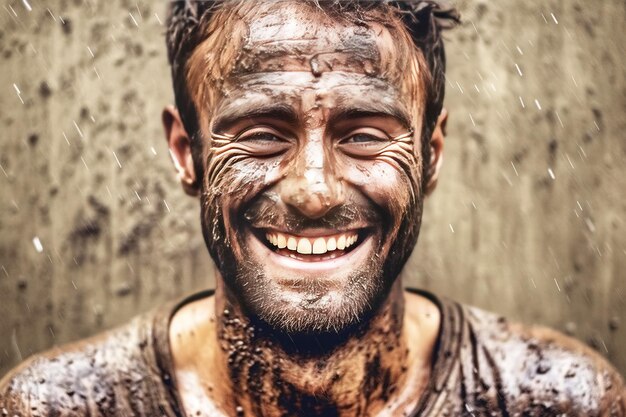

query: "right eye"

left=242, top=132, right=283, bottom=143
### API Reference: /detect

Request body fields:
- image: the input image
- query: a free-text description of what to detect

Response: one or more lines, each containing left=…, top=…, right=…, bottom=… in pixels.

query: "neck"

left=213, top=280, right=418, bottom=417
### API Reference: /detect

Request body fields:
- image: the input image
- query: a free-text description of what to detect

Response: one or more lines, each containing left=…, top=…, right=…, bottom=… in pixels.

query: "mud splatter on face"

left=185, top=0, right=430, bottom=334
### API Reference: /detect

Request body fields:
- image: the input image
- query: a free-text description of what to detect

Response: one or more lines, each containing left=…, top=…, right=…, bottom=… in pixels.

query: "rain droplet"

left=33, top=237, right=43, bottom=253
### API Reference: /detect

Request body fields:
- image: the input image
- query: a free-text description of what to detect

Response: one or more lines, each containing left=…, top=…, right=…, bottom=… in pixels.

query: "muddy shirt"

left=1, top=289, right=624, bottom=416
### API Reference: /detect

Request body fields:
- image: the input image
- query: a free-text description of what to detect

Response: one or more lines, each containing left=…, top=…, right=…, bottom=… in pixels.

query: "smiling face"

left=166, top=1, right=444, bottom=333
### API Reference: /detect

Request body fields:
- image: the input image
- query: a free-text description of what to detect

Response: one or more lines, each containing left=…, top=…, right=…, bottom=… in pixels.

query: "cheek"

left=205, top=139, right=282, bottom=196
left=342, top=159, right=414, bottom=228
left=203, top=143, right=283, bottom=237
left=217, top=160, right=278, bottom=195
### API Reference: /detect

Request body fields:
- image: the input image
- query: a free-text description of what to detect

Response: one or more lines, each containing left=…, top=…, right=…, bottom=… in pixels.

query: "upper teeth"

left=265, top=232, right=359, bottom=255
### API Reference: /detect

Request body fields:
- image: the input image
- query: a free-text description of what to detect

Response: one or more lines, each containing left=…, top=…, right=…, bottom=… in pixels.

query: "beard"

left=200, top=185, right=424, bottom=335
left=229, top=240, right=385, bottom=334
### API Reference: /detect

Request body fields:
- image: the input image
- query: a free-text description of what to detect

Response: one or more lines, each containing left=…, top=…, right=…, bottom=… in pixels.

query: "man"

left=1, top=0, right=624, bottom=416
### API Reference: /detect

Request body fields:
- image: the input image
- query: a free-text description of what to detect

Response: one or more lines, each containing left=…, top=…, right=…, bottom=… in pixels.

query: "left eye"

left=343, top=133, right=384, bottom=144
left=337, top=131, right=391, bottom=158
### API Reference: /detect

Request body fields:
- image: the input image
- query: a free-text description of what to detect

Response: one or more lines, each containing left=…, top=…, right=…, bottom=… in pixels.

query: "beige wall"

left=0, top=0, right=624, bottom=378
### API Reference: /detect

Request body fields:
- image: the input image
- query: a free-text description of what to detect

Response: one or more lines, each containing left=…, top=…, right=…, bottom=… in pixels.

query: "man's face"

left=194, top=2, right=428, bottom=333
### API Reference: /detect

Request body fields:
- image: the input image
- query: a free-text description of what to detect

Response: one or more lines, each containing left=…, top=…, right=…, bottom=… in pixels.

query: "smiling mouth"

left=255, top=229, right=367, bottom=262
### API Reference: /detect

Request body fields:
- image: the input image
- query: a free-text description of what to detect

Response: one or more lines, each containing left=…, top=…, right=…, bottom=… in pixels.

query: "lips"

left=242, top=198, right=379, bottom=266
left=246, top=224, right=374, bottom=274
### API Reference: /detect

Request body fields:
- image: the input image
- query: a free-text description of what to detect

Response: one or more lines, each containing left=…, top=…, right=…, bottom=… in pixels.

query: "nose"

left=278, top=137, right=344, bottom=219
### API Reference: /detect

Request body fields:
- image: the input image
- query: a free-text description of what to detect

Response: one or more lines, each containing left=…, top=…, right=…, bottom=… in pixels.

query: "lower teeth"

left=283, top=251, right=342, bottom=260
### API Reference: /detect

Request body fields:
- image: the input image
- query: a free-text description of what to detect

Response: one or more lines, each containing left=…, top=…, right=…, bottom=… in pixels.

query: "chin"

left=226, top=223, right=389, bottom=334
left=236, top=267, right=385, bottom=334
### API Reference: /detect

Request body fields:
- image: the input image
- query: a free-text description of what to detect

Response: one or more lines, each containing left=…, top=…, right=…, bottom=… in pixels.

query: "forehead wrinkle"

left=224, top=71, right=397, bottom=90
left=234, top=1, right=382, bottom=76
left=237, top=36, right=380, bottom=63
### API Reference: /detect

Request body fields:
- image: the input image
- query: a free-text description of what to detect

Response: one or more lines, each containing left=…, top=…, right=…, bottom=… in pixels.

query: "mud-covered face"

left=196, top=2, right=426, bottom=333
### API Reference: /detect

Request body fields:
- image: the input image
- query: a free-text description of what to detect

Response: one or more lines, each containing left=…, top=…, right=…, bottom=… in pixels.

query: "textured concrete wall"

left=0, top=0, right=624, bottom=378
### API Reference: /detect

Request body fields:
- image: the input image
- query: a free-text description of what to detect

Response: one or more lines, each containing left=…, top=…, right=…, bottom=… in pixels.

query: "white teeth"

left=297, top=238, right=312, bottom=254
left=312, top=238, right=327, bottom=254
left=277, top=234, right=287, bottom=248
left=265, top=232, right=359, bottom=255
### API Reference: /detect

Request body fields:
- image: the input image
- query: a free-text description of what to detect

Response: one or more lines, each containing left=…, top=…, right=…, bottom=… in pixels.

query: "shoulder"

left=0, top=312, right=168, bottom=416
left=461, top=305, right=626, bottom=416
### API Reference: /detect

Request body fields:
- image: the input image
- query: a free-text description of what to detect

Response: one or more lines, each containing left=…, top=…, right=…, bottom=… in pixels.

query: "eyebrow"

left=328, top=106, right=412, bottom=129
left=211, top=97, right=412, bottom=133
left=212, top=103, right=299, bottom=133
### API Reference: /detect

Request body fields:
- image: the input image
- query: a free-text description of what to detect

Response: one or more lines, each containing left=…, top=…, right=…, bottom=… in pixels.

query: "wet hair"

left=165, top=0, right=460, bottom=179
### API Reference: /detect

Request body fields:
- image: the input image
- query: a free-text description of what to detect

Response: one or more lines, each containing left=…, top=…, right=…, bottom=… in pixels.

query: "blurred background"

left=0, top=0, right=624, bottom=378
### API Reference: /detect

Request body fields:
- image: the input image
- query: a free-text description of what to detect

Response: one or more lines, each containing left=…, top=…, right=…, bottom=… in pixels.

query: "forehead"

left=232, top=1, right=386, bottom=76
left=208, top=1, right=414, bottom=127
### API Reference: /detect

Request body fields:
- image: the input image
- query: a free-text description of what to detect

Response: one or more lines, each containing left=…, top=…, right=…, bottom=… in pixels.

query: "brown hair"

left=165, top=0, right=459, bottom=177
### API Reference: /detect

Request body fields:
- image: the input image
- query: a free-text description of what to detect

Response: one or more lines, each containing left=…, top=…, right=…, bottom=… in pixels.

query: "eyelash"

left=230, top=128, right=292, bottom=157
left=243, top=132, right=283, bottom=142
left=236, top=127, right=288, bottom=144
left=342, top=133, right=386, bottom=144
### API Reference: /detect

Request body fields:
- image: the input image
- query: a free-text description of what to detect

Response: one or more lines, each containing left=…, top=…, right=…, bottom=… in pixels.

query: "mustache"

left=242, top=196, right=381, bottom=233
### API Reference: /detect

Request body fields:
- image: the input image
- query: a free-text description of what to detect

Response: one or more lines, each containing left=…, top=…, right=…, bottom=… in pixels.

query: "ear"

left=162, top=105, right=200, bottom=196
left=424, top=108, right=447, bottom=195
